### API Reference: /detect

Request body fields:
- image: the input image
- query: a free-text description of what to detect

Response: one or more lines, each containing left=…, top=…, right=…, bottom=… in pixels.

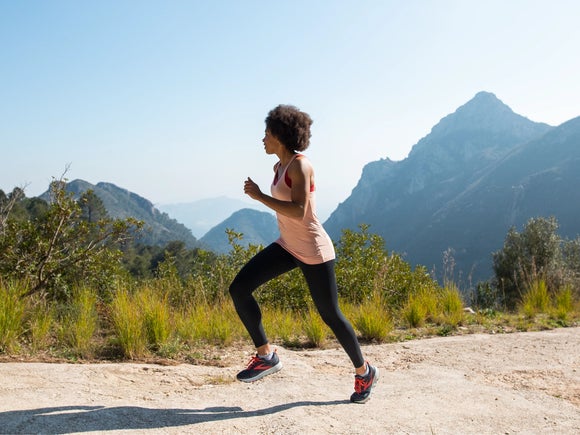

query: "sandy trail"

left=0, top=327, right=579, bottom=434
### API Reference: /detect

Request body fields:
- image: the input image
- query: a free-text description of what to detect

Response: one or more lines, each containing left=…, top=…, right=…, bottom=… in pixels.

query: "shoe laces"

left=354, top=373, right=371, bottom=393
left=245, top=355, right=262, bottom=370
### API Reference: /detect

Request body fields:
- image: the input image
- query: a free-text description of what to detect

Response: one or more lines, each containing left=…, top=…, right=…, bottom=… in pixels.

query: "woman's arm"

left=244, top=158, right=312, bottom=219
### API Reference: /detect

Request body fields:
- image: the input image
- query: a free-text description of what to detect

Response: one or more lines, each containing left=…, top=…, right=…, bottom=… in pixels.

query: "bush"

left=0, top=180, right=141, bottom=302
left=336, top=224, right=389, bottom=303
left=336, top=224, right=440, bottom=311
left=471, top=281, right=501, bottom=310
left=262, top=308, right=301, bottom=347
left=493, top=217, right=564, bottom=309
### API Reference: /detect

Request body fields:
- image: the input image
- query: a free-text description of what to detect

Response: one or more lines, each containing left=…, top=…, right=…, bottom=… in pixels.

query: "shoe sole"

left=351, top=366, right=380, bottom=404
left=237, top=361, right=283, bottom=383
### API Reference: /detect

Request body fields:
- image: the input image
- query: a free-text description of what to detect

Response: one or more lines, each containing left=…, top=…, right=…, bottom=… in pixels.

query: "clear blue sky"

left=2, top=0, right=579, bottom=220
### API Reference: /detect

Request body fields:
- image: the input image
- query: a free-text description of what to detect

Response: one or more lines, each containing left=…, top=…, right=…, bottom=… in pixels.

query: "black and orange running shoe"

left=236, top=350, right=283, bottom=383
left=350, top=363, right=379, bottom=403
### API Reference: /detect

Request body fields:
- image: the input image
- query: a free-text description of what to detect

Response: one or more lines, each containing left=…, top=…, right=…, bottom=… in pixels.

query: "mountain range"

left=33, top=91, right=580, bottom=284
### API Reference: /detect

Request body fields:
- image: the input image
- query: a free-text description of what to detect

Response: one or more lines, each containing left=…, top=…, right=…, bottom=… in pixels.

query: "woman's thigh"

left=230, top=243, right=298, bottom=293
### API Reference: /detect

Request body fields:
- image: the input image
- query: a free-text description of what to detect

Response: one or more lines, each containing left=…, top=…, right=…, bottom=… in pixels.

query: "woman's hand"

left=244, top=177, right=263, bottom=201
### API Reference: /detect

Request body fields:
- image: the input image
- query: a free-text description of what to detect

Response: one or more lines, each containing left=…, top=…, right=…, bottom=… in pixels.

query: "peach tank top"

left=271, top=154, right=335, bottom=264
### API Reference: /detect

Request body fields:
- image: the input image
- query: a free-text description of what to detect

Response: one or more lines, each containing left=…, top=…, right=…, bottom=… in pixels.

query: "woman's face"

left=262, top=129, right=283, bottom=155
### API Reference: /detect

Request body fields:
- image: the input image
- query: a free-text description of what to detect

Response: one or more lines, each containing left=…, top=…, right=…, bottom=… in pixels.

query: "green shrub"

left=493, top=217, right=564, bottom=310
left=259, top=269, right=310, bottom=311
left=336, top=224, right=389, bottom=303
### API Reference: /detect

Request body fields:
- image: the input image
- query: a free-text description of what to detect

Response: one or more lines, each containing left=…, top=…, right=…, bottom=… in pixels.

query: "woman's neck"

left=278, top=150, right=297, bottom=167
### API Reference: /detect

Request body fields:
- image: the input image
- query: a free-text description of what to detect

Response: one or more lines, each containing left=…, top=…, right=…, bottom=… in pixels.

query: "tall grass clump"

left=551, top=285, right=574, bottom=323
left=174, top=307, right=198, bottom=344
left=27, top=299, right=54, bottom=352
left=520, top=279, right=550, bottom=318
left=302, top=306, right=329, bottom=347
left=438, top=283, right=464, bottom=327
left=60, top=287, right=99, bottom=357
left=353, top=292, right=393, bottom=342
left=110, top=289, right=146, bottom=358
left=402, top=286, right=438, bottom=328
left=139, top=287, right=171, bottom=350
left=0, top=280, right=26, bottom=353
left=176, top=301, right=238, bottom=346
left=201, top=303, right=237, bottom=346
left=262, top=308, right=301, bottom=347
left=402, top=295, right=427, bottom=328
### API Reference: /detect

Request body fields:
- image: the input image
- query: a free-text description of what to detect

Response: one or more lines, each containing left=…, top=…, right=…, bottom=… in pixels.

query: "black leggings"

left=229, top=242, right=364, bottom=368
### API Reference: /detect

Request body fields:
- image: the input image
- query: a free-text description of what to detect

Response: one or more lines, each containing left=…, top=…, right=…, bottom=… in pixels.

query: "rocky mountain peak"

left=408, top=92, right=552, bottom=160
left=324, top=92, right=575, bottom=283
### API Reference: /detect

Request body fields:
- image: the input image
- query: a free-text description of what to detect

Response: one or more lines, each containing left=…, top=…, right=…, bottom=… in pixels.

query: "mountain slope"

left=158, top=197, right=271, bottom=238
left=41, top=180, right=198, bottom=248
left=324, top=92, right=574, bottom=282
left=415, top=116, right=580, bottom=279
left=200, top=208, right=278, bottom=253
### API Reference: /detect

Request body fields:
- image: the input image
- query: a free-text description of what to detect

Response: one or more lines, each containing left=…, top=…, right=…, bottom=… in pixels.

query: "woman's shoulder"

left=289, top=154, right=313, bottom=173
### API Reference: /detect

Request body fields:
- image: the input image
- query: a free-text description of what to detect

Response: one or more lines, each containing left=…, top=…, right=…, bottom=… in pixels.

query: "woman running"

left=229, top=104, right=378, bottom=403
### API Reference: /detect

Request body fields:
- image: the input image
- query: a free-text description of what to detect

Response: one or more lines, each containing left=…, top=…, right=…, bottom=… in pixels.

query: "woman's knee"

left=228, top=278, right=243, bottom=299
left=229, top=274, right=255, bottom=301
left=317, top=306, right=345, bottom=329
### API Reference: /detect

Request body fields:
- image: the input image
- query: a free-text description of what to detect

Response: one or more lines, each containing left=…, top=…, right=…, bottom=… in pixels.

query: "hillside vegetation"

left=1, top=180, right=578, bottom=362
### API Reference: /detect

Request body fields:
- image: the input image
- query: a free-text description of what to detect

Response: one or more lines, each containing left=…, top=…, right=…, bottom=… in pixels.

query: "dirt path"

left=1, top=327, right=579, bottom=434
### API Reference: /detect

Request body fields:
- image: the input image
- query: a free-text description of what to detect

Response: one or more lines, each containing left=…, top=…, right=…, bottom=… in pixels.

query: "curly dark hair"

left=265, top=105, right=312, bottom=152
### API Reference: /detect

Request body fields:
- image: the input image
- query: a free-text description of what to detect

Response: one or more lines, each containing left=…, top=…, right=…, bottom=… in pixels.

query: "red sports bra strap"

left=284, top=156, right=315, bottom=192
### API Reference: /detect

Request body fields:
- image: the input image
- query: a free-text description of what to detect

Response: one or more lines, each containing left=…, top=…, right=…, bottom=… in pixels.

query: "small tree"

left=335, top=224, right=388, bottom=303
left=0, top=179, right=142, bottom=301
left=79, top=190, right=109, bottom=223
left=492, top=216, right=563, bottom=309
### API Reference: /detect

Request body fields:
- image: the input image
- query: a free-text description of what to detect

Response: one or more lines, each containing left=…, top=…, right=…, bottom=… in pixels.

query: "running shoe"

left=350, top=363, right=379, bottom=403
left=236, top=350, right=283, bottom=383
